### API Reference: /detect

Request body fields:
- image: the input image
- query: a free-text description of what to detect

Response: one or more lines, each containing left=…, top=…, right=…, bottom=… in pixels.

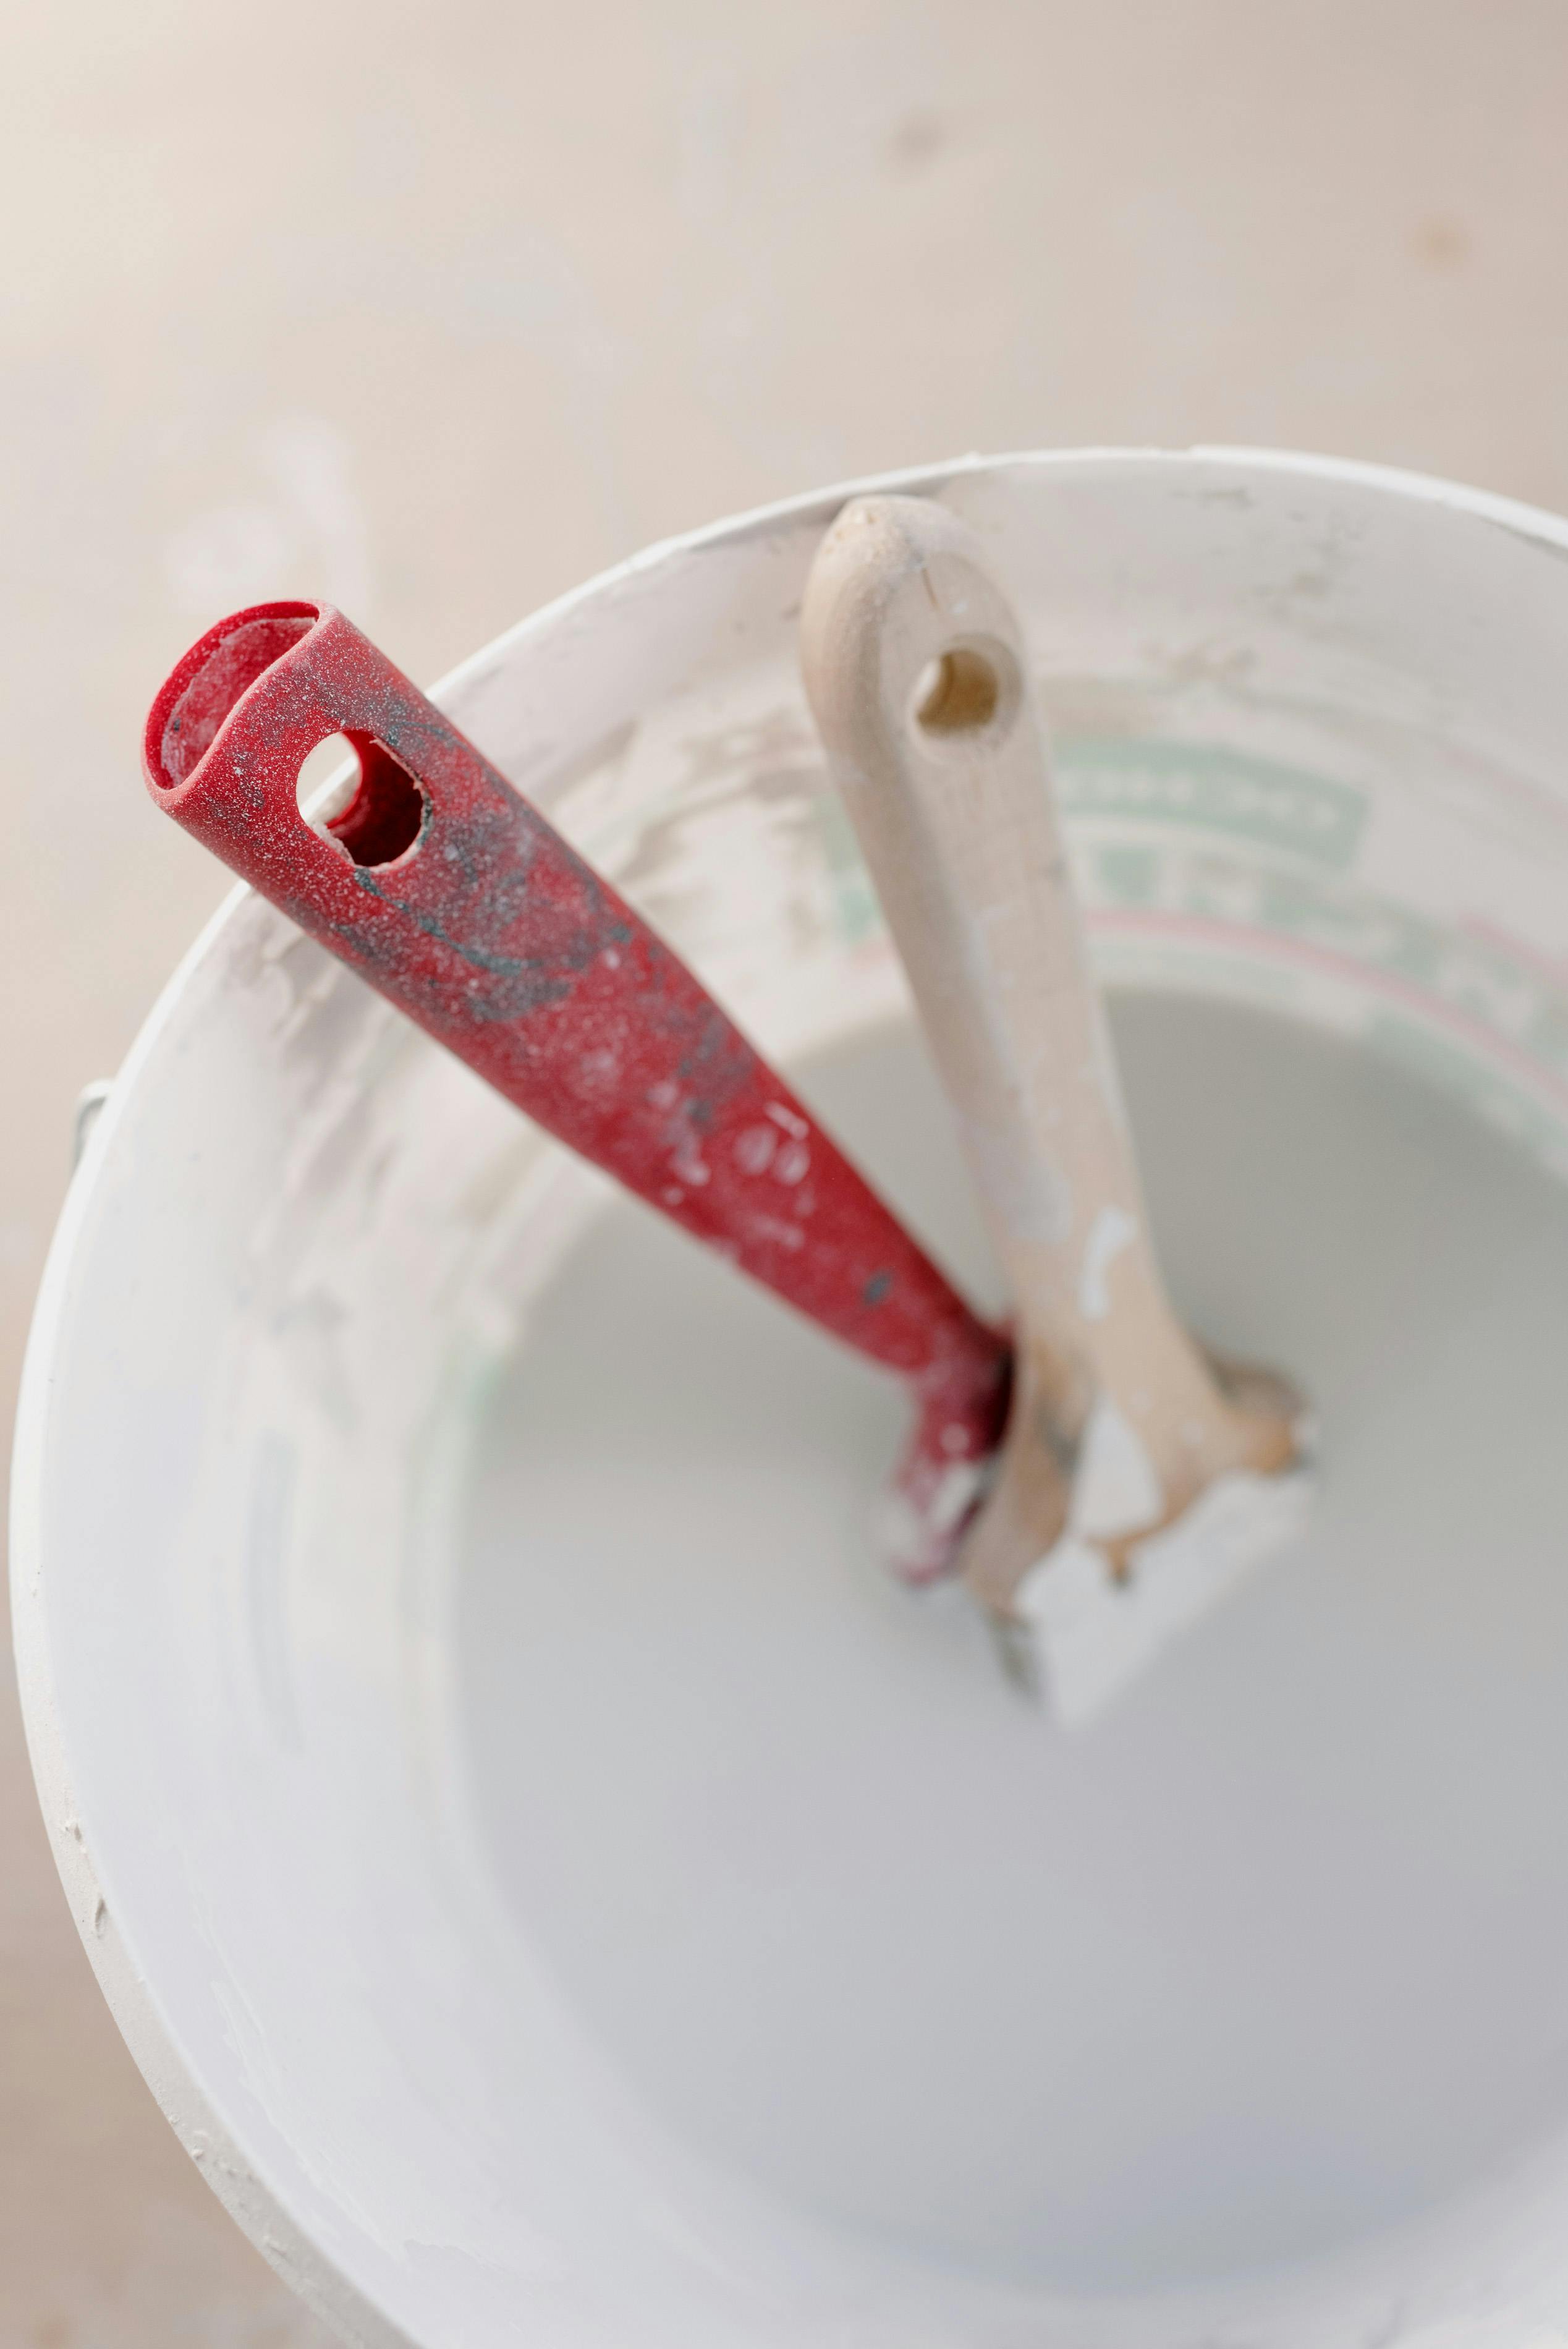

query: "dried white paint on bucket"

left=18, top=451, right=1568, bottom=2349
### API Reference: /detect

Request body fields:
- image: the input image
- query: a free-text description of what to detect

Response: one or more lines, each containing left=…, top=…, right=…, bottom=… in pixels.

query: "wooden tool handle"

left=802, top=500, right=1292, bottom=1608
left=144, top=601, right=1009, bottom=1576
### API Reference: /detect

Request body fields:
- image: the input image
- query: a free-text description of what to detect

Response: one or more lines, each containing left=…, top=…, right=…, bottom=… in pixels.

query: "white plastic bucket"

left=17, top=449, right=1568, bottom=2348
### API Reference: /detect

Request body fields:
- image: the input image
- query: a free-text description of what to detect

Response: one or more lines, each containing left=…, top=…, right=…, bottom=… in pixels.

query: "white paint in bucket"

left=465, top=999, right=1568, bottom=2292
left=17, top=450, right=1568, bottom=2348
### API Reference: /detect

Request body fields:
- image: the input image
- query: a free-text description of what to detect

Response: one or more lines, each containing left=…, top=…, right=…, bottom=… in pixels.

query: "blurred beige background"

left=4, top=1, right=1568, bottom=2338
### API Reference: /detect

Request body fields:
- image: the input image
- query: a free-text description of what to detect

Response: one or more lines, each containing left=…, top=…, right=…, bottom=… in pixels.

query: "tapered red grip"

left=144, top=599, right=1009, bottom=1576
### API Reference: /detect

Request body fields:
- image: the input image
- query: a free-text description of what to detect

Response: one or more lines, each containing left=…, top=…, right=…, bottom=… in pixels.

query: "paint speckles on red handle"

left=145, top=601, right=1009, bottom=1579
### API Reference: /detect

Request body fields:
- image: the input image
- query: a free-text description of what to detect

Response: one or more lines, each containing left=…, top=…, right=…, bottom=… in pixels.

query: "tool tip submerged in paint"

left=1004, top=1391, right=1318, bottom=1725
left=800, top=494, right=1314, bottom=1723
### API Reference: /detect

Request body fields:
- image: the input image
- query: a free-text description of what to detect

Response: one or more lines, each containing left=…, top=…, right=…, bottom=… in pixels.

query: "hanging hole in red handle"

left=296, top=733, right=362, bottom=826
left=300, top=731, right=427, bottom=869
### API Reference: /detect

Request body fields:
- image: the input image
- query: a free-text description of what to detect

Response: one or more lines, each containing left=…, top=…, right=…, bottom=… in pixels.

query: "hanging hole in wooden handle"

left=910, top=637, right=1020, bottom=745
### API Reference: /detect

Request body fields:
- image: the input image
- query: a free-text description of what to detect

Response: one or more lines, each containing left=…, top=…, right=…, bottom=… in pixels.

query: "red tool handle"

left=143, top=602, right=1009, bottom=1578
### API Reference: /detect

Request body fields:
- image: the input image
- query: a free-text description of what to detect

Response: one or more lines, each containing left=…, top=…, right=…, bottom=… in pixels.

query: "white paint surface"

left=19, top=452, right=1568, bottom=2349
left=459, top=1002, right=1568, bottom=2302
